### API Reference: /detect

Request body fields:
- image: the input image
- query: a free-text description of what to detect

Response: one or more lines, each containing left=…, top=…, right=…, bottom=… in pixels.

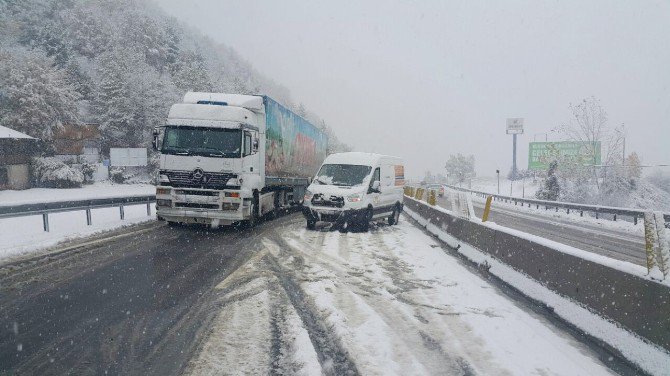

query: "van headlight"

left=304, top=190, right=313, bottom=201
left=159, top=174, right=170, bottom=183
left=347, top=193, right=362, bottom=202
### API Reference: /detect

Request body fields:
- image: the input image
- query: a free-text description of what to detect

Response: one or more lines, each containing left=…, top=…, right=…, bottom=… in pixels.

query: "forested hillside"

left=0, top=0, right=348, bottom=152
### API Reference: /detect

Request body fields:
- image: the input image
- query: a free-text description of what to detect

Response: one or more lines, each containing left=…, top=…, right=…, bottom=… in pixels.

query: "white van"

left=302, top=152, right=405, bottom=231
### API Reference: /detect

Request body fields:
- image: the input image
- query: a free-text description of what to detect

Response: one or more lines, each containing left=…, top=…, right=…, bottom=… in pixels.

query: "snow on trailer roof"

left=182, top=92, right=264, bottom=112
left=324, top=152, right=402, bottom=166
left=0, top=125, right=34, bottom=139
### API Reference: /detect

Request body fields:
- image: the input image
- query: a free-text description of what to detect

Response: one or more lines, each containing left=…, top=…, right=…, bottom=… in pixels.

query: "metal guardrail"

left=442, top=184, right=670, bottom=225
left=0, top=195, right=156, bottom=232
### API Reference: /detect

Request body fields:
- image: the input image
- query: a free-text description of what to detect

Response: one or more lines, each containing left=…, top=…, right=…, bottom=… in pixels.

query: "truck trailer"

left=154, top=92, right=328, bottom=227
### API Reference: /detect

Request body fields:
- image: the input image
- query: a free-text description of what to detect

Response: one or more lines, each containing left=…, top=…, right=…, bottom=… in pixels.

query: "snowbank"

left=405, top=204, right=670, bottom=375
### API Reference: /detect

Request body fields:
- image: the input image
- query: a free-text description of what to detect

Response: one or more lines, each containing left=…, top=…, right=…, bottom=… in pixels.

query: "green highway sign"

left=528, top=141, right=601, bottom=171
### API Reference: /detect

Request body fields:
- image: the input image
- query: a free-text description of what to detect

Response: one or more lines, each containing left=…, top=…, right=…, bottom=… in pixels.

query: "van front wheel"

left=388, top=205, right=400, bottom=226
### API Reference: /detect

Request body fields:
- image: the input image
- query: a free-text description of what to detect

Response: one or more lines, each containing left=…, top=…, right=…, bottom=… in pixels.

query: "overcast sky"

left=153, top=0, right=670, bottom=178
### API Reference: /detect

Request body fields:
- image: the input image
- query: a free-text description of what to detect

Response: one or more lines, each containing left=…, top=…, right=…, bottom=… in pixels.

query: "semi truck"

left=153, top=92, right=328, bottom=228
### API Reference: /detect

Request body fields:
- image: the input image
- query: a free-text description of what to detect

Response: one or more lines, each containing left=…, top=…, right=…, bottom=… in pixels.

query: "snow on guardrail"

left=441, top=184, right=670, bottom=225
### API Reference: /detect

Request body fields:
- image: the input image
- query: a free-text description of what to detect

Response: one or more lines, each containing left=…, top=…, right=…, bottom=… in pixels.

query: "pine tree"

left=536, top=161, right=560, bottom=201
left=0, top=47, right=81, bottom=138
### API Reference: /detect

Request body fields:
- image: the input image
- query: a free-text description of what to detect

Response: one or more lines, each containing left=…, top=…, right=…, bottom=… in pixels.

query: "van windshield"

left=314, top=164, right=372, bottom=187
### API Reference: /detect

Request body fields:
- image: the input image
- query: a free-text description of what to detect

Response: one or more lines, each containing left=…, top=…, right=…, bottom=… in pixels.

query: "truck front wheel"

left=241, top=194, right=259, bottom=229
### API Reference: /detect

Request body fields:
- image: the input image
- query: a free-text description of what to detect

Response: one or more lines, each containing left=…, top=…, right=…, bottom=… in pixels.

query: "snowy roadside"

left=425, top=195, right=658, bottom=284
left=0, top=181, right=155, bottom=206
left=405, top=206, right=670, bottom=375
left=189, top=217, right=620, bottom=375
left=469, top=193, right=645, bottom=237
left=0, top=182, right=156, bottom=261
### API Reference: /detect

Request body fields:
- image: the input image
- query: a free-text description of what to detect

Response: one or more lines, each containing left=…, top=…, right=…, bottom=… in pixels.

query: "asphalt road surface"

left=0, top=219, right=267, bottom=375
left=437, top=195, right=647, bottom=265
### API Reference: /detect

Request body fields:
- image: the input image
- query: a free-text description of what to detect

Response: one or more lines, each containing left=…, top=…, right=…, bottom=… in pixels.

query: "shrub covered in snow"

left=32, top=157, right=84, bottom=188
left=80, top=162, right=96, bottom=183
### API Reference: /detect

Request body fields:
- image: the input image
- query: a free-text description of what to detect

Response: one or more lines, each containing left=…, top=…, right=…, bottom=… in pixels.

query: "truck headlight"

left=156, top=199, right=172, bottom=207
left=227, top=178, right=240, bottom=186
left=159, top=174, right=169, bottom=183
left=304, top=190, right=313, bottom=201
left=347, top=193, right=362, bottom=202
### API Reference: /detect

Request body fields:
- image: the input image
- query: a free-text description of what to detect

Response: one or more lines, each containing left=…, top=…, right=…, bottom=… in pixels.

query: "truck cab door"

left=241, top=131, right=260, bottom=186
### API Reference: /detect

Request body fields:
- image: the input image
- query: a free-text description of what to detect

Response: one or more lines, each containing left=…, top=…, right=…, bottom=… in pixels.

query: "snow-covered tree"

left=92, top=49, right=178, bottom=149
left=536, top=161, right=560, bottom=201
left=0, top=0, right=348, bottom=151
left=170, top=50, right=212, bottom=92
left=554, top=97, right=624, bottom=192
left=0, top=47, right=81, bottom=139
left=445, top=154, right=475, bottom=183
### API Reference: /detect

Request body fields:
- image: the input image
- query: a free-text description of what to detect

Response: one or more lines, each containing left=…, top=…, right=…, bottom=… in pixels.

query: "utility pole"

left=622, top=123, right=626, bottom=164
left=496, top=169, right=500, bottom=194
left=506, top=118, right=524, bottom=180
left=512, top=133, right=518, bottom=179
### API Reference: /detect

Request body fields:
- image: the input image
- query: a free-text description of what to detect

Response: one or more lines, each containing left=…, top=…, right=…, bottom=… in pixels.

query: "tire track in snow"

left=263, top=238, right=360, bottom=376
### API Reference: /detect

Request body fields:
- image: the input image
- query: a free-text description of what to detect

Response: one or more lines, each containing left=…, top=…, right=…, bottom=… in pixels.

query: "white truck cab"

left=302, top=152, right=405, bottom=231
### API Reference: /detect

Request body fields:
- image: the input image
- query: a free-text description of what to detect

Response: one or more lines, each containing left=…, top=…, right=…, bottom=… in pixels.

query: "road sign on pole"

left=506, top=118, right=524, bottom=134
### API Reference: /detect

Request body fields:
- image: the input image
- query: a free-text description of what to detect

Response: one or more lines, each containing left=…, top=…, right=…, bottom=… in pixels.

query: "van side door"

left=380, top=162, right=396, bottom=211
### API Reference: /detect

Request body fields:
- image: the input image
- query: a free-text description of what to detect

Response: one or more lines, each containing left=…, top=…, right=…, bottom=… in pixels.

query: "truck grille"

left=162, top=170, right=237, bottom=189
left=175, top=202, right=220, bottom=209
left=311, top=194, right=345, bottom=208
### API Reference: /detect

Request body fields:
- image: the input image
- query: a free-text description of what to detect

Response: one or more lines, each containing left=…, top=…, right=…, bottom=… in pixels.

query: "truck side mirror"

left=252, top=138, right=259, bottom=153
left=152, top=128, right=160, bottom=151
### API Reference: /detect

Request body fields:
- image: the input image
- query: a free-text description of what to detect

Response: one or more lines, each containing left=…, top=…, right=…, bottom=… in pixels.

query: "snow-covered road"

left=188, top=216, right=618, bottom=375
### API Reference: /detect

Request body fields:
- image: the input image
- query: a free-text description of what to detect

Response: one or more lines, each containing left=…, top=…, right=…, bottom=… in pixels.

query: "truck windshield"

left=162, top=126, right=241, bottom=158
left=315, top=164, right=372, bottom=187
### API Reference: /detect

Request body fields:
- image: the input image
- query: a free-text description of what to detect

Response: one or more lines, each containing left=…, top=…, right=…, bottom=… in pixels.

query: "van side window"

left=369, top=167, right=380, bottom=190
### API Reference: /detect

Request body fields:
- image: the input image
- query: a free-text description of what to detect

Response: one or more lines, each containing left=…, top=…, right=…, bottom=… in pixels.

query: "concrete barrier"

left=404, top=197, right=670, bottom=352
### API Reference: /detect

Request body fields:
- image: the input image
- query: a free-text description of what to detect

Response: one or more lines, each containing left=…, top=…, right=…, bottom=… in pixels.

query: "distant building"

left=52, top=123, right=101, bottom=164
left=0, top=125, right=40, bottom=190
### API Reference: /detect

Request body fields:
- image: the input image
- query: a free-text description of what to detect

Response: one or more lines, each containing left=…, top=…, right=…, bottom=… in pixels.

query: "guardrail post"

left=42, top=213, right=49, bottom=232
left=634, top=216, right=638, bottom=225
left=146, top=202, right=151, bottom=216
left=567, top=208, right=570, bottom=214
left=613, top=214, right=617, bottom=221
left=86, top=209, right=92, bottom=226
left=595, top=212, right=599, bottom=219
left=580, top=210, right=584, bottom=217
left=482, top=196, right=493, bottom=222
left=119, top=205, right=125, bottom=220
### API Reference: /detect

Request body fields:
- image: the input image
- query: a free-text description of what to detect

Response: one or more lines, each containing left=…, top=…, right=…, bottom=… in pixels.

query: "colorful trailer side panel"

left=264, top=96, right=328, bottom=178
